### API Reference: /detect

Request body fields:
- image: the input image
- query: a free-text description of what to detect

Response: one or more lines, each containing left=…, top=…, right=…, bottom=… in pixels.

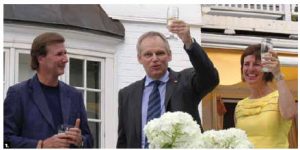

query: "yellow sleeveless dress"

left=235, top=91, right=292, bottom=148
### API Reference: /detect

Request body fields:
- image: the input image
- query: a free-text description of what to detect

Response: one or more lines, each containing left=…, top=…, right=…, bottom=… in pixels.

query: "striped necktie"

left=145, top=80, right=161, bottom=148
left=147, top=80, right=162, bottom=122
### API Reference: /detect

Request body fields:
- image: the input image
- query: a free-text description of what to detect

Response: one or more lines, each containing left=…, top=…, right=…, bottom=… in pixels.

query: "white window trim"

left=66, top=54, right=105, bottom=147
left=3, top=49, right=10, bottom=98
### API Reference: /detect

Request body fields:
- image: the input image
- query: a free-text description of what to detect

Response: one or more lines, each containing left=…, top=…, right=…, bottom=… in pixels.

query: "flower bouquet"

left=144, top=111, right=253, bottom=148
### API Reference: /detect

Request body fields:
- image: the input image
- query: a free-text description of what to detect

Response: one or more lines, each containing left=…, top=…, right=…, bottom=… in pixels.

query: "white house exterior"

left=3, top=4, right=298, bottom=148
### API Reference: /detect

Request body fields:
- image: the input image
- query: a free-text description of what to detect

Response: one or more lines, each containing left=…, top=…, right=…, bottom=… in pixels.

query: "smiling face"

left=138, top=36, right=172, bottom=80
left=242, top=55, right=264, bottom=85
left=241, top=44, right=274, bottom=85
left=38, top=43, right=68, bottom=78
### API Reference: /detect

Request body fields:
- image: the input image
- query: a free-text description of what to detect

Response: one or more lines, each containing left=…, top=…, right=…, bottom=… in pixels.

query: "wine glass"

left=58, top=124, right=73, bottom=134
left=260, top=38, right=273, bottom=72
left=166, top=6, right=179, bottom=40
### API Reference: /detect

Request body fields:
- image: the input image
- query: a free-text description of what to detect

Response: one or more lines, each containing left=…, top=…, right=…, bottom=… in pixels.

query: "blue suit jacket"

left=4, top=75, right=93, bottom=148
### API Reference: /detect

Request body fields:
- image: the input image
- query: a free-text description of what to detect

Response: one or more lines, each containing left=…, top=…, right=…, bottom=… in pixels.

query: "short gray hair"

left=136, top=31, right=171, bottom=56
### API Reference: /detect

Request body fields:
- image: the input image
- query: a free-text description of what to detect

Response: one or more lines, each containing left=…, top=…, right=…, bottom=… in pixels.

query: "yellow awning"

left=205, top=48, right=298, bottom=85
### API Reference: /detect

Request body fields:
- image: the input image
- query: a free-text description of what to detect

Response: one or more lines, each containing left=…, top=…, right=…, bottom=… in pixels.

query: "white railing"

left=203, top=4, right=298, bottom=21
left=206, top=4, right=284, bottom=13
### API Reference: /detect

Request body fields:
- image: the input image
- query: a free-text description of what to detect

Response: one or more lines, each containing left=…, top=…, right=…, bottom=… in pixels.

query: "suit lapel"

left=165, top=69, right=179, bottom=108
left=59, top=82, right=71, bottom=124
left=132, top=79, right=145, bottom=145
left=30, top=75, right=56, bottom=130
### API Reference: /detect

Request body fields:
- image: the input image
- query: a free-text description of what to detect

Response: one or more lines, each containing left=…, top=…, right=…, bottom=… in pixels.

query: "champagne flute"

left=166, top=6, right=179, bottom=40
left=260, top=38, right=273, bottom=72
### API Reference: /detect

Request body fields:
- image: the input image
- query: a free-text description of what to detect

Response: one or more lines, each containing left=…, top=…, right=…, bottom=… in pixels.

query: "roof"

left=4, top=4, right=125, bottom=38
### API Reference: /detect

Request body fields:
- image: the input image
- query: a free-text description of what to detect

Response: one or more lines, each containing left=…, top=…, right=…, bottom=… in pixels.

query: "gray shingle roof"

left=4, top=4, right=125, bottom=38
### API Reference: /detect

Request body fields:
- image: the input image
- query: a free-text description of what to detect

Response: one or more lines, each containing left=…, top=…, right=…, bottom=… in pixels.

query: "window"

left=222, top=99, right=240, bottom=129
left=68, top=56, right=104, bottom=148
left=18, top=53, right=35, bottom=82
left=3, top=49, right=35, bottom=97
left=3, top=50, right=9, bottom=98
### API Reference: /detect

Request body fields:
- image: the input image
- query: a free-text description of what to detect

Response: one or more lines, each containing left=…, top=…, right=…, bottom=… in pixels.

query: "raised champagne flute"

left=260, top=38, right=273, bottom=72
left=166, top=6, right=179, bottom=40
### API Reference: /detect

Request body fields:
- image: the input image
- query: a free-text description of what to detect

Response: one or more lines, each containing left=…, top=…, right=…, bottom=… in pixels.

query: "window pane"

left=4, top=52, right=6, bottom=98
left=223, top=102, right=238, bottom=129
left=87, top=61, right=100, bottom=89
left=3, top=52, right=5, bottom=81
left=87, top=91, right=100, bottom=119
left=70, top=58, right=83, bottom=87
left=88, top=121, right=100, bottom=148
left=18, top=53, right=35, bottom=82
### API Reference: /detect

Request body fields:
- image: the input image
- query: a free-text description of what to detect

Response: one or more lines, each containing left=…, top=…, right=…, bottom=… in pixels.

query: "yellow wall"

left=204, top=47, right=298, bottom=85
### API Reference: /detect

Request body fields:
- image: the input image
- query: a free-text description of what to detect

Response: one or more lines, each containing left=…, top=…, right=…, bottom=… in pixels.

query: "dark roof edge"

left=5, top=19, right=124, bottom=39
left=4, top=4, right=125, bottom=39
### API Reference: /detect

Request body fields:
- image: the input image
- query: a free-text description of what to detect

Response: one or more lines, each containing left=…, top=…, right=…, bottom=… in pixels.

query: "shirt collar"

left=145, top=70, right=169, bottom=87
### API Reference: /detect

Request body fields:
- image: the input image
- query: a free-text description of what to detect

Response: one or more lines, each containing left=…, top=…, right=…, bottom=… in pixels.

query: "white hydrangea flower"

left=144, top=111, right=202, bottom=148
left=197, top=128, right=254, bottom=148
left=144, top=111, right=253, bottom=148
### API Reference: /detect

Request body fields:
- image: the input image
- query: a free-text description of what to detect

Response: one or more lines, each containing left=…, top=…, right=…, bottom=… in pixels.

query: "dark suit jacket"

left=4, top=75, right=93, bottom=148
left=117, top=41, right=219, bottom=148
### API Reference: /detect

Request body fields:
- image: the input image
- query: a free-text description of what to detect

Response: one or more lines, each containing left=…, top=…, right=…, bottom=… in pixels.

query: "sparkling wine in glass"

left=166, top=6, right=179, bottom=40
left=260, top=38, right=273, bottom=72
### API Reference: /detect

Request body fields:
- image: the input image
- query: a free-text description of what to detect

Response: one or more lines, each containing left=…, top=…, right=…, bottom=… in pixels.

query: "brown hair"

left=240, top=44, right=273, bottom=82
left=30, top=32, right=65, bottom=70
left=136, top=31, right=171, bottom=56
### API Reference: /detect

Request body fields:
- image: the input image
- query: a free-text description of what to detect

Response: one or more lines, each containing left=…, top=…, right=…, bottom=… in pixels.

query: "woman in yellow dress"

left=235, top=44, right=297, bottom=148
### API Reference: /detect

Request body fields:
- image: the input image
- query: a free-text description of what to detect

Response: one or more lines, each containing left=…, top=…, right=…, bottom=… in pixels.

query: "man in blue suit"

left=4, top=32, right=93, bottom=148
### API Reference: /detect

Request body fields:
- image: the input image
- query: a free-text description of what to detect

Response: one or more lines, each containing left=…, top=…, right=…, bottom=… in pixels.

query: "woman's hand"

left=261, top=50, right=281, bottom=76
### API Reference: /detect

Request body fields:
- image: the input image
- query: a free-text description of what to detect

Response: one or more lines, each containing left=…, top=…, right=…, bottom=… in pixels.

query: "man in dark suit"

left=117, top=20, right=219, bottom=148
left=4, top=32, right=93, bottom=148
